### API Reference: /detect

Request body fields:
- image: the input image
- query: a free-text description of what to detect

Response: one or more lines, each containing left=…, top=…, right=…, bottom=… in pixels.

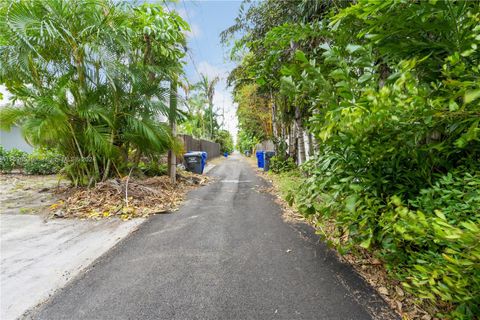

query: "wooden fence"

left=255, top=140, right=275, bottom=152
left=178, top=134, right=221, bottom=159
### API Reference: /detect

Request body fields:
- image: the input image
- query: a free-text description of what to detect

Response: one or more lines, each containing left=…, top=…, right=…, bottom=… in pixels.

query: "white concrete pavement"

left=0, top=214, right=144, bottom=320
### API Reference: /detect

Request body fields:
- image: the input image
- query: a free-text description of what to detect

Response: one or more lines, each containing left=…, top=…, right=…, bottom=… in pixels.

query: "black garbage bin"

left=264, top=151, right=276, bottom=171
left=184, top=152, right=204, bottom=174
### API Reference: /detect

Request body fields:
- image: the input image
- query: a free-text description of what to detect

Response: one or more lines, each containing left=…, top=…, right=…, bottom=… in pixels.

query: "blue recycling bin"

left=256, top=151, right=265, bottom=168
left=224, top=151, right=228, bottom=157
left=201, top=152, right=207, bottom=172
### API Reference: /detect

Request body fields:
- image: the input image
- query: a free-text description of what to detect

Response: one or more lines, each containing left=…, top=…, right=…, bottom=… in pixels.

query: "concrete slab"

left=203, top=163, right=216, bottom=174
left=0, top=214, right=145, bottom=320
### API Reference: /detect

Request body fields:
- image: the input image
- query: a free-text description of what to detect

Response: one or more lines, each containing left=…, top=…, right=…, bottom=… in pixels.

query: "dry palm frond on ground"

left=50, top=172, right=209, bottom=220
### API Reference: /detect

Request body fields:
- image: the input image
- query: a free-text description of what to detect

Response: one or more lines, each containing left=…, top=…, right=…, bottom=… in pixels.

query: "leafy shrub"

left=269, top=156, right=296, bottom=173
left=0, top=147, right=28, bottom=173
left=381, top=170, right=480, bottom=318
left=138, top=161, right=167, bottom=177
left=23, top=148, right=64, bottom=175
left=287, top=34, right=480, bottom=317
left=0, top=146, right=13, bottom=173
left=215, top=129, right=234, bottom=154
left=9, top=148, right=28, bottom=168
left=294, top=155, right=480, bottom=316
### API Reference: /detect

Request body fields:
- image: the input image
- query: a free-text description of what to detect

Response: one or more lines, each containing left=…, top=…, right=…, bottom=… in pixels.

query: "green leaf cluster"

left=236, top=129, right=259, bottom=154
left=0, top=146, right=63, bottom=175
left=226, top=0, right=480, bottom=317
left=178, top=75, right=224, bottom=142
left=0, top=0, right=188, bottom=185
left=269, top=156, right=296, bottom=174
left=215, top=129, right=234, bottom=154
left=23, top=148, right=64, bottom=175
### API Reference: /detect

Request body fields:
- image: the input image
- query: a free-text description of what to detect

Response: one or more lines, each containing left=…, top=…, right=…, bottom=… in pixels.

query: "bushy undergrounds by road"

left=0, top=171, right=209, bottom=220
left=246, top=157, right=466, bottom=320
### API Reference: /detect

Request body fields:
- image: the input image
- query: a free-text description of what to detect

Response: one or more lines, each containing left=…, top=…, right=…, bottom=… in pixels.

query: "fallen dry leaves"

left=50, top=171, right=210, bottom=220
left=336, top=243, right=436, bottom=320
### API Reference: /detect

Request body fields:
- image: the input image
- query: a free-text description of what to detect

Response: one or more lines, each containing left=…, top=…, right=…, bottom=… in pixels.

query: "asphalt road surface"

left=30, top=154, right=397, bottom=320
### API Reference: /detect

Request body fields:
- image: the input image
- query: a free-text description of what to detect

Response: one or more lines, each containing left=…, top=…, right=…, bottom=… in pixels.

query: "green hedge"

left=384, top=170, right=480, bottom=319
left=269, top=156, right=296, bottom=173
left=293, top=158, right=480, bottom=318
left=0, top=146, right=63, bottom=175
left=0, top=147, right=27, bottom=172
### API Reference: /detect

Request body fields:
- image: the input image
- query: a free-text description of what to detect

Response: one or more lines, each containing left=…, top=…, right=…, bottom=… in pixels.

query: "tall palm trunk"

left=209, top=102, right=214, bottom=140
left=295, top=106, right=306, bottom=165
left=288, top=122, right=296, bottom=160
left=270, top=90, right=278, bottom=153
left=307, top=132, right=314, bottom=159
left=168, top=80, right=177, bottom=184
left=313, top=135, right=320, bottom=155
left=311, top=109, right=320, bottom=156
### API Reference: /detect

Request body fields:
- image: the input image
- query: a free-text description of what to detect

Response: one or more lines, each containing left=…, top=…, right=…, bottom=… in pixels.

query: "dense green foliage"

left=387, top=169, right=479, bottom=316
left=236, top=129, right=259, bottom=154
left=0, top=146, right=26, bottom=172
left=0, top=0, right=188, bottom=185
left=269, top=156, right=296, bottom=174
left=23, top=148, right=64, bottom=175
left=215, top=129, right=234, bottom=154
left=138, top=161, right=168, bottom=177
left=226, top=0, right=480, bottom=317
left=0, top=146, right=63, bottom=174
left=233, top=84, right=272, bottom=154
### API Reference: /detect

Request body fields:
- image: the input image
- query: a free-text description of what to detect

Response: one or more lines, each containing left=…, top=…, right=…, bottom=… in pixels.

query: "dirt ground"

left=1, top=169, right=211, bottom=221
left=0, top=174, right=68, bottom=216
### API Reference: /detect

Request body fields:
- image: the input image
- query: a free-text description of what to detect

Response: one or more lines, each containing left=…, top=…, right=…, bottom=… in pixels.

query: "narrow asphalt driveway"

left=30, top=154, right=397, bottom=320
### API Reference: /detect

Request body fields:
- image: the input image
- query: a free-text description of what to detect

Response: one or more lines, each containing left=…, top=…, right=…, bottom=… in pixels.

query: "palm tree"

left=198, top=74, right=219, bottom=140
left=0, top=0, right=188, bottom=186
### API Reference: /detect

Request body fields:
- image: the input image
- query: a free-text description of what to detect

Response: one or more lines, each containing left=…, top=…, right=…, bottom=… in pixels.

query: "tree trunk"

left=307, top=132, right=314, bottom=159
left=311, top=108, right=320, bottom=156
left=296, top=124, right=306, bottom=165
left=143, top=34, right=155, bottom=83
left=279, top=121, right=286, bottom=158
left=270, top=90, right=278, bottom=153
left=378, top=60, right=390, bottom=88
left=295, top=106, right=306, bottom=165
left=289, top=122, right=296, bottom=161
left=168, top=80, right=177, bottom=184
left=209, top=102, right=213, bottom=140
left=313, top=135, right=320, bottom=155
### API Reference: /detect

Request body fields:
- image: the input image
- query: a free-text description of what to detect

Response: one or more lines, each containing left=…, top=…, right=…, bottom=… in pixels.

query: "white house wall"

left=0, top=127, right=34, bottom=153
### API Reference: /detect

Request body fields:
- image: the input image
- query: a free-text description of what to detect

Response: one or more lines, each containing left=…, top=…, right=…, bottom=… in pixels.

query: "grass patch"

left=265, top=169, right=304, bottom=201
